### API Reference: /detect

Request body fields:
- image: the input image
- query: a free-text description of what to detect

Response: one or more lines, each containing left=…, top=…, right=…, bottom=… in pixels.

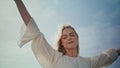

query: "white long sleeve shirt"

left=18, top=18, right=118, bottom=68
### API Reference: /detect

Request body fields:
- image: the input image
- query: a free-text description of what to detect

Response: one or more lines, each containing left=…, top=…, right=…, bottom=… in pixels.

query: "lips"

left=68, top=41, right=74, bottom=44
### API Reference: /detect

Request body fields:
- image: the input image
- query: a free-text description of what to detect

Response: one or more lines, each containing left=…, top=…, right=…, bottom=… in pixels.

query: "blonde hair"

left=56, top=24, right=79, bottom=55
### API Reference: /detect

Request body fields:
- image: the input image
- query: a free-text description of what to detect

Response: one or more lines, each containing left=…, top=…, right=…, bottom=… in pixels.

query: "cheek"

left=61, top=39, right=67, bottom=45
left=74, top=37, right=79, bottom=45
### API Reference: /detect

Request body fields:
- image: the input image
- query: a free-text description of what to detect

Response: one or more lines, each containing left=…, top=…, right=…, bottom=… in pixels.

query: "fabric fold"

left=18, top=18, right=40, bottom=48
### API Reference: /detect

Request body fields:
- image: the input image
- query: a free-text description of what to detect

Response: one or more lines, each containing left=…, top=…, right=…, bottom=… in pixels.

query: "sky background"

left=0, top=0, right=120, bottom=68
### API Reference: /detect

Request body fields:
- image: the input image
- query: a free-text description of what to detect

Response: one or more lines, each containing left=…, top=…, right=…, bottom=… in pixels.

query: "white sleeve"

left=90, top=49, right=118, bottom=68
left=18, top=18, right=40, bottom=47
left=18, top=18, right=61, bottom=67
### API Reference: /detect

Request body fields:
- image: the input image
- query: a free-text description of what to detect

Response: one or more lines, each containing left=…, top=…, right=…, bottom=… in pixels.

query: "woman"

left=14, top=0, right=120, bottom=68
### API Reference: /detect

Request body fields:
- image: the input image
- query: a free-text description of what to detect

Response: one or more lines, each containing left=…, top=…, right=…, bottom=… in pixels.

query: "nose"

left=67, top=36, right=72, bottom=41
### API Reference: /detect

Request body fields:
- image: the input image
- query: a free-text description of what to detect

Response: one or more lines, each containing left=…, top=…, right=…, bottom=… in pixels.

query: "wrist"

left=116, top=49, right=120, bottom=56
left=14, top=0, right=21, bottom=2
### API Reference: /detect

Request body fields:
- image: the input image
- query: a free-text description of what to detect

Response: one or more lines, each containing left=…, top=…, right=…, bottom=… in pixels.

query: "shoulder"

left=78, top=56, right=91, bottom=64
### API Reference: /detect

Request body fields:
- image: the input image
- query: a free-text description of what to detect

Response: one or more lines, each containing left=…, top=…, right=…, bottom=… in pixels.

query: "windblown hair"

left=56, top=24, right=79, bottom=55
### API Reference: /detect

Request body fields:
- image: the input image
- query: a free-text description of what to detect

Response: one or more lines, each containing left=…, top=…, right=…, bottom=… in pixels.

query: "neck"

left=65, top=48, right=78, bottom=57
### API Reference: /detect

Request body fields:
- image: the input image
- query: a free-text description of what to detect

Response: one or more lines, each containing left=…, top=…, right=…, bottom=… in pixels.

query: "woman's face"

left=61, top=28, right=78, bottom=50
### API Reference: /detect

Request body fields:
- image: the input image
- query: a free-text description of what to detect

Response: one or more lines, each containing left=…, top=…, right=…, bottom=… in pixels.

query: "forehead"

left=62, top=28, right=75, bottom=35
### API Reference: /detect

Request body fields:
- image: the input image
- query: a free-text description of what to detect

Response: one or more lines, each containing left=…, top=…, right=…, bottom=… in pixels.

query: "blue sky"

left=0, top=0, right=120, bottom=68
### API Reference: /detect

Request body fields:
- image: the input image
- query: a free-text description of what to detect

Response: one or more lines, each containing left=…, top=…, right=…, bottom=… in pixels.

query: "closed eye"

left=62, top=35, right=67, bottom=39
left=69, top=32, right=75, bottom=37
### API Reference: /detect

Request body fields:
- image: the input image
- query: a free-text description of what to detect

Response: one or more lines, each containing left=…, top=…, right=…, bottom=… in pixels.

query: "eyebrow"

left=62, top=32, right=74, bottom=36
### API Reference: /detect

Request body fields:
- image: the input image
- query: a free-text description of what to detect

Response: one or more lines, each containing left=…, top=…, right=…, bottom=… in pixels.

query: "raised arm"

left=14, top=0, right=31, bottom=25
left=90, top=49, right=119, bottom=68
